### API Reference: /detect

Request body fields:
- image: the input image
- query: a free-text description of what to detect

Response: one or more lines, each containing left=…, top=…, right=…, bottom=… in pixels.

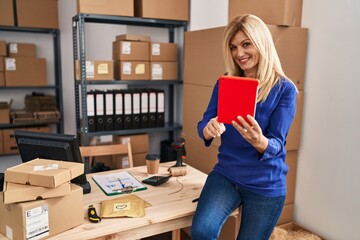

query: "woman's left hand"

left=232, top=115, right=268, bottom=153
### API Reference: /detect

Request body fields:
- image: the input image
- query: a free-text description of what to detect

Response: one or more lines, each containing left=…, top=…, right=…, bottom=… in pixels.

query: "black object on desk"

left=142, top=175, right=171, bottom=186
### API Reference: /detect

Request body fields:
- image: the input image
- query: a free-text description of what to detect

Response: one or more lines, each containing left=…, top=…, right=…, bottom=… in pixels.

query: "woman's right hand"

left=203, top=117, right=226, bottom=140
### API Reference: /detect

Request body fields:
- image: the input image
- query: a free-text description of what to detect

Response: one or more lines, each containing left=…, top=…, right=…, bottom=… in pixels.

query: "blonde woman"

left=191, top=14, right=298, bottom=239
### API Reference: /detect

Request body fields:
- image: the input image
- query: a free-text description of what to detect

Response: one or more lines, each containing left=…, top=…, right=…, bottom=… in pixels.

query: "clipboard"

left=92, top=171, right=147, bottom=196
left=217, top=75, right=259, bottom=124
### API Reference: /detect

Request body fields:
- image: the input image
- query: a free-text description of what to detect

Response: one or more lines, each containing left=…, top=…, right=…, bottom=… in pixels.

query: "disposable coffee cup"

left=146, top=154, right=160, bottom=174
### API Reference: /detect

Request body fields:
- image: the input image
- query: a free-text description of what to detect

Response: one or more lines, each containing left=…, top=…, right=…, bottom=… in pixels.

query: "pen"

left=192, top=197, right=199, bottom=203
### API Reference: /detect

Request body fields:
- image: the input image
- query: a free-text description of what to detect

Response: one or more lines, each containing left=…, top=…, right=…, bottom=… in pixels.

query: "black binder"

left=95, top=90, right=105, bottom=131
left=140, top=89, right=149, bottom=128
left=156, top=89, right=165, bottom=127
left=114, top=90, right=124, bottom=130
left=123, top=90, right=133, bottom=129
left=148, top=89, right=157, bottom=128
left=104, top=90, right=115, bottom=131
left=132, top=89, right=141, bottom=129
left=86, top=91, right=96, bottom=132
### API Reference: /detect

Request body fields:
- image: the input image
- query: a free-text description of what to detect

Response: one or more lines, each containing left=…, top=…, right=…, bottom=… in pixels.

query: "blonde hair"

left=223, top=14, right=291, bottom=102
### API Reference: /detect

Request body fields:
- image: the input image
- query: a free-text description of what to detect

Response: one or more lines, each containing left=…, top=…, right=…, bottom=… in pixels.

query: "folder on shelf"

left=140, top=90, right=149, bottom=128
left=123, top=90, right=133, bottom=129
left=131, top=90, right=141, bottom=129
left=217, top=75, right=259, bottom=125
left=114, top=90, right=124, bottom=130
left=86, top=91, right=96, bottom=132
left=148, top=89, right=157, bottom=128
left=104, top=90, right=115, bottom=131
left=95, top=90, right=105, bottom=131
left=156, top=89, right=165, bottom=127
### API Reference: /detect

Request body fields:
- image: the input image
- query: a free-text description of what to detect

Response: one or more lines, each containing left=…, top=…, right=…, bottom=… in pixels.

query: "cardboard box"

left=7, top=43, right=36, bottom=58
left=113, top=152, right=147, bottom=169
left=113, top=133, right=149, bottom=153
left=0, top=130, right=3, bottom=155
left=115, top=61, right=150, bottom=80
left=150, top=42, right=178, bottom=61
left=286, top=91, right=304, bottom=150
left=0, top=41, right=6, bottom=56
left=277, top=203, right=294, bottom=225
left=135, top=0, right=189, bottom=21
left=285, top=151, right=298, bottom=205
left=0, top=0, right=15, bottom=26
left=4, top=158, right=84, bottom=188
left=75, top=60, right=114, bottom=81
left=3, top=181, right=72, bottom=204
left=0, top=184, right=83, bottom=240
left=268, top=25, right=308, bottom=90
left=0, top=71, right=4, bottom=86
left=116, top=34, right=151, bottom=42
left=0, top=56, right=4, bottom=71
left=0, top=102, right=10, bottom=124
left=16, top=0, right=59, bottom=29
left=2, top=128, right=21, bottom=155
left=228, top=0, right=303, bottom=27
left=77, top=0, right=134, bottom=17
left=151, top=62, right=178, bottom=80
left=276, top=222, right=325, bottom=239
left=113, top=40, right=150, bottom=61
left=184, top=27, right=226, bottom=87
left=5, top=57, right=47, bottom=86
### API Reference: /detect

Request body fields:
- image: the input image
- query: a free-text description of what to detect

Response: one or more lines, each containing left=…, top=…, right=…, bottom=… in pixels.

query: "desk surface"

left=48, top=161, right=207, bottom=240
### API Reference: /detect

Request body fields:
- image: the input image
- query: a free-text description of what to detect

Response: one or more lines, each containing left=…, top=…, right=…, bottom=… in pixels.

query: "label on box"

left=26, top=205, right=50, bottom=240
left=152, top=64, right=163, bottom=79
left=122, top=42, right=131, bottom=55
left=9, top=43, right=18, bottom=54
left=123, top=62, right=132, bottom=75
left=86, top=61, right=95, bottom=78
left=152, top=43, right=161, bottom=56
left=98, top=63, right=109, bottom=74
left=5, top=226, right=13, bottom=240
left=135, top=64, right=145, bottom=74
left=5, top=58, right=16, bottom=71
left=33, top=164, right=59, bottom=171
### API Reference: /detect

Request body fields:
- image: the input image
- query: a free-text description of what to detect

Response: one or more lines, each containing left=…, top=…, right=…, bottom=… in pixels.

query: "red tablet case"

left=217, top=75, right=259, bottom=124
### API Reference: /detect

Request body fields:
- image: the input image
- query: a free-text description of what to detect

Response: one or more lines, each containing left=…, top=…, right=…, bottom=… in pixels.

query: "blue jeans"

left=191, top=171, right=285, bottom=240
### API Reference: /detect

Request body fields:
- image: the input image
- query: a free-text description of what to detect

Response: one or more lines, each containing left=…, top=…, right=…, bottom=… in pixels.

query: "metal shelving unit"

left=72, top=14, right=187, bottom=149
left=0, top=26, right=64, bottom=133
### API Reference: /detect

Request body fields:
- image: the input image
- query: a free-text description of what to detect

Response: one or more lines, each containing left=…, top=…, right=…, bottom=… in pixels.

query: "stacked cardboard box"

left=0, top=159, right=84, bottom=239
left=182, top=1, right=308, bottom=239
left=75, top=60, right=114, bottom=81
left=0, top=41, right=6, bottom=86
left=150, top=42, right=178, bottom=80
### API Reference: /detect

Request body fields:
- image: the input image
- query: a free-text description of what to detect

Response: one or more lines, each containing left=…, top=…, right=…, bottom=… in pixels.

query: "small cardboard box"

left=77, top=0, right=134, bottom=17
left=0, top=71, right=4, bottom=86
left=0, top=56, right=5, bottom=71
left=135, top=0, right=189, bottom=21
left=7, top=43, right=36, bottom=58
left=150, top=42, right=178, bottom=62
left=4, top=158, right=84, bottom=188
left=5, top=57, right=47, bottom=86
left=113, top=133, right=149, bottom=154
left=228, top=0, right=303, bottom=27
left=0, top=0, right=15, bottom=26
left=75, top=60, right=114, bottom=81
left=2, top=128, right=21, bottom=155
left=0, top=130, right=3, bottom=155
left=0, top=102, right=10, bottom=124
left=0, top=184, right=83, bottom=240
left=3, top=181, right=72, bottom=204
left=113, top=40, right=150, bottom=61
left=115, top=61, right=150, bottom=80
left=0, top=41, right=6, bottom=56
left=150, top=62, right=178, bottom=80
left=115, top=34, right=151, bottom=42
left=16, top=0, right=59, bottom=29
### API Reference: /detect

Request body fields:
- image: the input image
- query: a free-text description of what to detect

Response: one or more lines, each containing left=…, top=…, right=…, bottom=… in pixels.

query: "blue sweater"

left=197, top=77, right=297, bottom=197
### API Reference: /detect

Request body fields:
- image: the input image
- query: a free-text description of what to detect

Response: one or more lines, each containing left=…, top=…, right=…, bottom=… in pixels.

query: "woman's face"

left=229, top=30, right=259, bottom=78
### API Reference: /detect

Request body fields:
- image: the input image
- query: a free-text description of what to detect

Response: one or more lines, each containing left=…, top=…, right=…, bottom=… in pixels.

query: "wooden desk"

left=48, top=162, right=207, bottom=240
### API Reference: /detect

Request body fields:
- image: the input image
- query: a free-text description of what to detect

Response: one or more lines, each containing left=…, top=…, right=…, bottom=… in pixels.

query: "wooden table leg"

left=172, top=229, right=181, bottom=240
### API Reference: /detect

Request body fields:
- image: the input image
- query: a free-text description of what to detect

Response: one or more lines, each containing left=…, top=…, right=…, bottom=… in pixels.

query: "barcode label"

left=26, top=205, right=50, bottom=240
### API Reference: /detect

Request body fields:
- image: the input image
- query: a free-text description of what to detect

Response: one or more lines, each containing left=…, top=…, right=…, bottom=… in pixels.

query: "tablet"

left=217, top=75, right=259, bottom=124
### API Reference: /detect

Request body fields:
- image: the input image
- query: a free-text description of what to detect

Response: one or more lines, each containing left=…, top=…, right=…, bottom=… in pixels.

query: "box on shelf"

left=113, top=40, right=150, bottom=61
left=2, top=128, right=22, bottom=155
left=135, top=0, right=189, bottom=21
left=116, top=34, right=151, bottom=42
left=150, top=42, right=178, bottom=62
left=0, top=41, right=6, bottom=56
left=75, top=60, right=114, bottom=81
left=7, top=43, right=36, bottom=58
left=151, top=62, right=178, bottom=80
left=16, top=0, right=59, bottom=29
left=0, top=130, right=3, bottom=154
left=0, top=71, right=4, bottom=86
left=0, top=102, right=10, bottom=124
left=0, top=184, right=83, bottom=240
left=77, top=0, right=134, bottom=17
left=0, top=0, right=15, bottom=26
left=4, top=158, right=84, bottom=188
left=228, top=0, right=303, bottom=27
left=113, top=133, right=149, bottom=154
left=5, top=57, right=47, bottom=86
left=3, top=181, right=72, bottom=204
left=115, top=61, right=150, bottom=80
